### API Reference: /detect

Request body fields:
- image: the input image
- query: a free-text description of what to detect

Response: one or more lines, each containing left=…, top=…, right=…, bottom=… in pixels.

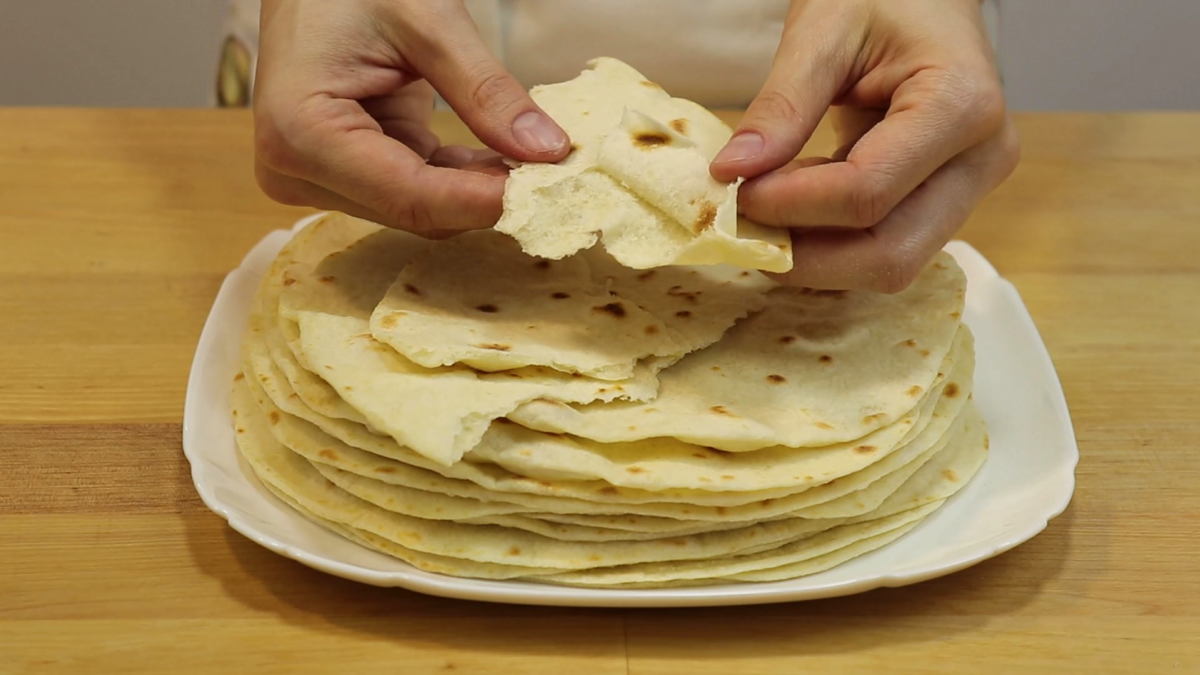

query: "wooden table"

left=1, top=109, right=1197, bottom=674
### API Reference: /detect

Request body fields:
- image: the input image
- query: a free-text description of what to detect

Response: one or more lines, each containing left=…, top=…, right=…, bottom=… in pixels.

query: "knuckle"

left=997, top=120, right=1022, bottom=177
left=254, top=163, right=308, bottom=207
left=749, top=89, right=803, bottom=127
left=953, top=72, right=1008, bottom=134
left=868, top=247, right=924, bottom=294
left=848, top=176, right=894, bottom=228
left=378, top=191, right=437, bottom=236
left=253, top=106, right=307, bottom=175
left=465, top=68, right=520, bottom=114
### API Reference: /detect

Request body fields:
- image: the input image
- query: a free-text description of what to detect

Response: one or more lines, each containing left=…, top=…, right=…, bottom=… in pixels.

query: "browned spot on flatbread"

left=675, top=310, right=692, bottom=318
left=710, top=405, right=734, bottom=416
left=670, top=118, right=689, bottom=134
left=507, top=546, right=521, bottom=556
left=767, top=374, right=786, bottom=384
left=588, top=554, right=603, bottom=562
left=476, top=343, right=511, bottom=351
left=902, top=339, right=917, bottom=348
left=233, top=372, right=245, bottom=382
left=626, top=466, right=647, bottom=474
left=379, top=313, right=402, bottom=329
left=373, top=466, right=396, bottom=474
left=691, top=452, right=709, bottom=459
left=476, top=304, right=498, bottom=313
left=711, top=366, right=721, bottom=372
left=236, top=427, right=245, bottom=434
left=640, top=80, right=663, bottom=89
left=636, top=270, right=656, bottom=281
left=819, top=355, right=834, bottom=364
left=698, top=476, right=713, bottom=483
left=908, top=385, right=923, bottom=397
left=318, top=448, right=339, bottom=460
left=668, top=285, right=702, bottom=303
left=593, top=302, right=627, bottom=318
left=855, top=445, right=877, bottom=454
left=518, top=449, right=531, bottom=457
left=403, top=283, right=420, bottom=295
left=342, top=386, right=353, bottom=392
left=634, top=132, right=671, bottom=149
left=920, top=349, right=932, bottom=357
left=950, top=311, right=962, bottom=320
left=779, top=335, right=797, bottom=344
left=668, top=538, right=688, bottom=547
left=934, top=262, right=949, bottom=270
left=551, top=292, right=570, bottom=299
left=599, top=486, right=619, bottom=495
left=862, top=413, right=887, bottom=425
left=815, top=422, right=835, bottom=430
left=694, top=202, right=718, bottom=232
left=319, top=276, right=335, bottom=284
left=716, top=506, right=728, bottom=515
left=644, top=325, right=660, bottom=335
left=945, top=383, right=961, bottom=398
left=984, top=434, right=991, bottom=450
left=760, top=499, right=775, bottom=508
left=800, top=288, right=847, bottom=298
left=268, top=411, right=280, bottom=425
left=942, top=469, right=959, bottom=482
left=282, top=277, right=297, bottom=287
left=506, top=372, right=522, bottom=379
left=720, top=475, right=735, bottom=481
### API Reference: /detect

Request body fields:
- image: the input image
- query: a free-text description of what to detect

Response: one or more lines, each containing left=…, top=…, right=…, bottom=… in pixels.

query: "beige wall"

left=0, top=1, right=1197, bottom=110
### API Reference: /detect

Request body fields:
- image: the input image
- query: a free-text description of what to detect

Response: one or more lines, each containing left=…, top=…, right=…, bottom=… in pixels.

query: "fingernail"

left=512, top=111, right=568, bottom=154
left=713, top=132, right=765, bottom=164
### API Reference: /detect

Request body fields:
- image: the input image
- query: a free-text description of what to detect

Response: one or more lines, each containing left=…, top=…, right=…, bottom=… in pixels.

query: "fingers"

left=257, top=95, right=505, bottom=235
left=769, top=120, right=1020, bottom=292
left=389, top=2, right=569, bottom=163
left=362, top=82, right=439, bottom=158
left=428, top=146, right=509, bottom=176
left=710, top=4, right=865, bottom=182
left=741, top=69, right=1006, bottom=229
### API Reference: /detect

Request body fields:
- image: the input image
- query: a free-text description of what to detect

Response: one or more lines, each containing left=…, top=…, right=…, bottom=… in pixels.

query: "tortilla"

left=495, top=57, right=793, bottom=272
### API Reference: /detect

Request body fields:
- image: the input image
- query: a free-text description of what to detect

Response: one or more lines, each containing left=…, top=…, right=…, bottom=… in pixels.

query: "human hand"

left=253, top=0, right=570, bottom=237
left=711, top=0, right=1019, bottom=292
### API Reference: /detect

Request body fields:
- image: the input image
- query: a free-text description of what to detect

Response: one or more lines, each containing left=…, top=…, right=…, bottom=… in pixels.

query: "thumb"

left=710, top=23, right=856, bottom=182
left=408, top=9, right=569, bottom=162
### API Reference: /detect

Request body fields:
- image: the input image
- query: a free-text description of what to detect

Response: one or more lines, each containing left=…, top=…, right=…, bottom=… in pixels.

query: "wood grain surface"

left=1, top=109, right=1198, bottom=674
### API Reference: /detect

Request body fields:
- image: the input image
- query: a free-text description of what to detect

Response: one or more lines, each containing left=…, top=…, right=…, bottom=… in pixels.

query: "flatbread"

left=278, top=227, right=666, bottom=466
left=509, top=252, right=968, bottom=451
left=495, top=57, right=793, bottom=272
left=369, top=229, right=774, bottom=380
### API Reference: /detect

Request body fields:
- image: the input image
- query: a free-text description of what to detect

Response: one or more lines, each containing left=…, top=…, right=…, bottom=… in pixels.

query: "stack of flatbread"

left=231, top=59, right=987, bottom=589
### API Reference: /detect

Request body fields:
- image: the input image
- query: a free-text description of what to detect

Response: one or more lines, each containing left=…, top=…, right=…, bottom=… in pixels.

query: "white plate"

left=183, top=214, right=1078, bottom=608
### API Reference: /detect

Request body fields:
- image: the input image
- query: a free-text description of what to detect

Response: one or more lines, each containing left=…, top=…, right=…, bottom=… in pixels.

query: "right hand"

left=253, top=0, right=570, bottom=237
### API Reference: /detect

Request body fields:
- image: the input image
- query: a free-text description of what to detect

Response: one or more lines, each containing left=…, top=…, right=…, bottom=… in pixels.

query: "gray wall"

left=0, top=1, right=1197, bottom=110
left=999, top=0, right=1200, bottom=111
left=0, top=1, right=226, bottom=107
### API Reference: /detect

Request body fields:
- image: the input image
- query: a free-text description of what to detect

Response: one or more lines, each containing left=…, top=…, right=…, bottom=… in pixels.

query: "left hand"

left=710, top=0, right=1020, bottom=292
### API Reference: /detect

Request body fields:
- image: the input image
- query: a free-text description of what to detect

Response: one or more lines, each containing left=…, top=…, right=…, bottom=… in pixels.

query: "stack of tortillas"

left=231, top=58, right=987, bottom=589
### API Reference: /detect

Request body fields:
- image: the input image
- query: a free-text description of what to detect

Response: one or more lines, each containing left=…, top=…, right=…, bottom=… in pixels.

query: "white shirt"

left=218, top=0, right=1000, bottom=108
